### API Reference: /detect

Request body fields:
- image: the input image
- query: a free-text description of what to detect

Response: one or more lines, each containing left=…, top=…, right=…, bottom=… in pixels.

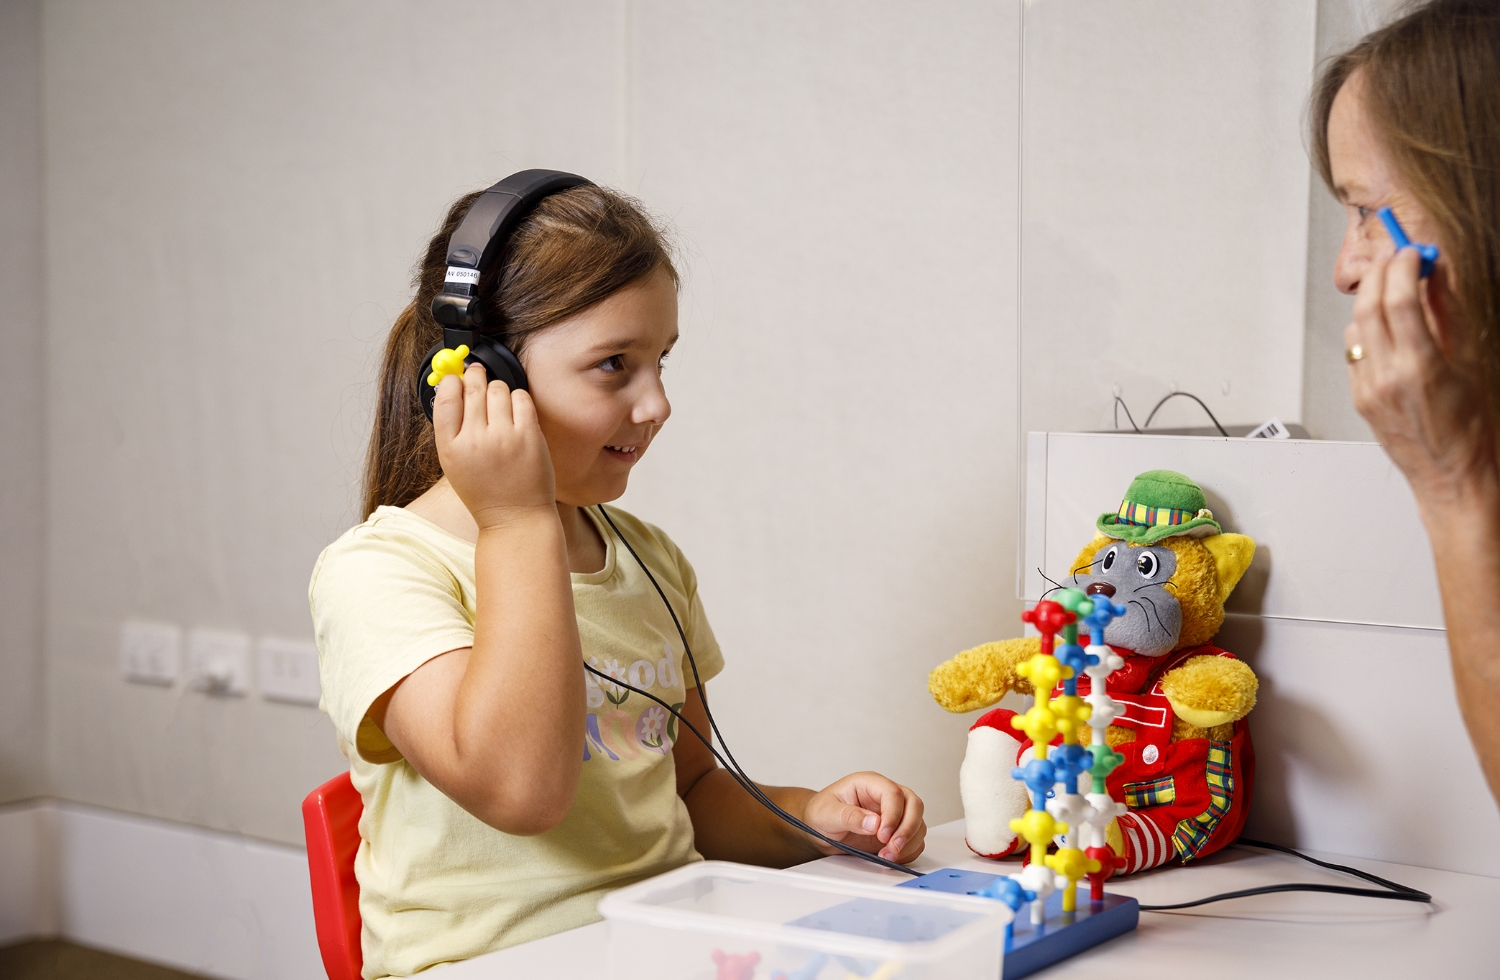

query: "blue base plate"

left=897, top=868, right=1138, bottom=980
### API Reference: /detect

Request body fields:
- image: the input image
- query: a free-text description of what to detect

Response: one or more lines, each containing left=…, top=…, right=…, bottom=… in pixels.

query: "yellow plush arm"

left=1160, top=655, right=1258, bottom=728
left=928, top=637, right=1041, bottom=714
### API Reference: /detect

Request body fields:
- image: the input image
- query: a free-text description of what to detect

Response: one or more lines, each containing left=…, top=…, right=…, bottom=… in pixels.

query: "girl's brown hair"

left=1311, top=0, right=1500, bottom=402
left=361, top=184, right=677, bottom=519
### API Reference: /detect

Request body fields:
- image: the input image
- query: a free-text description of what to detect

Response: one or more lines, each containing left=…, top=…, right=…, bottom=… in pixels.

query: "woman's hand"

left=432, top=363, right=557, bottom=529
left=803, top=772, right=926, bottom=864
left=1345, top=248, right=1497, bottom=514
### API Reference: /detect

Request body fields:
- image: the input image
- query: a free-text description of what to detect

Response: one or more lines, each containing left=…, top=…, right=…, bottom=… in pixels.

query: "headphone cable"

left=589, top=505, right=921, bottom=877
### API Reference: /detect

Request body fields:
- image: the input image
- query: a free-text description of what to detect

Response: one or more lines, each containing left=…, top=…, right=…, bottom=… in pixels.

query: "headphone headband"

left=430, top=169, right=593, bottom=342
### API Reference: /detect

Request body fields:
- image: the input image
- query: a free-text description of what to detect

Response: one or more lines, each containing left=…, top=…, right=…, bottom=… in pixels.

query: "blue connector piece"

left=1013, top=758, right=1058, bottom=804
left=1048, top=743, right=1092, bottom=796
left=1082, top=596, right=1128, bottom=648
left=1055, top=644, right=1096, bottom=695
left=1378, top=206, right=1439, bottom=278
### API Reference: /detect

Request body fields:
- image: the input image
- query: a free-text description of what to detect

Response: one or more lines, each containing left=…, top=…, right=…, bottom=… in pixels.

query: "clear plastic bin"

left=598, top=861, right=1011, bottom=980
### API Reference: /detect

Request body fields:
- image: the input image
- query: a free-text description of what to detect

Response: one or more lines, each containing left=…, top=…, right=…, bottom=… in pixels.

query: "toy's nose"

left=1086, top=582, right=1116, bottom=598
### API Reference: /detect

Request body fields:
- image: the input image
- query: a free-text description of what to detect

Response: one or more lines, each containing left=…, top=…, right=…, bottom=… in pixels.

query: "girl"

left=310, top=182, right=927, bottom=977
left=1312, top=0, right=1500, bottom=804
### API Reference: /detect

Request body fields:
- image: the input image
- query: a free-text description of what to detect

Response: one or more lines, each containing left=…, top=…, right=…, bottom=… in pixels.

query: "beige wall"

left=0, top=0, right=48, bottom=805
left=17, top=0, right=1382, bottom=851
left=37, top=0, right=1021, bottom=845
left=1300, top=0, right=1407, bottom=440
left=1018, top=0, right=1318, bottom=437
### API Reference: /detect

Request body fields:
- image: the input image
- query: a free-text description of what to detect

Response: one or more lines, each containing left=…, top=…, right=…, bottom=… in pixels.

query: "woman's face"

left=519, top=268, right=677, bottom=507
left=1327, top=69, right=1444, bottom=296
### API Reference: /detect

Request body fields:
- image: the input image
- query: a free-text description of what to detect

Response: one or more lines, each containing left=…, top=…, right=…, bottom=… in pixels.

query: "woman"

left=1312, top=0, right=1500, bottom=801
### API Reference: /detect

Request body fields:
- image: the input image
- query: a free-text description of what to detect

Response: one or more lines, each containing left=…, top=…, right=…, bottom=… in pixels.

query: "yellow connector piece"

left=426, top=345, right=471, bottom=387
left=1009, top=808, right=1068, bottom=848
left=1011, top=703, right=1060, bottom=756
left=1045, top=846, right=1100, bottom=882
left=1049, top=694, right=1091, bottom=743
left=1017, top=652, right=1071, bottom=695
left=1045, top=847, right=1101, bottom=913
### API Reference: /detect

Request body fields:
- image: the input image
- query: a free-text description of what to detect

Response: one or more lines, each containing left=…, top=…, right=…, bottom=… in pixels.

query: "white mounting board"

left=1023, top=431, right=1498, bottom=876
left=1023, top=432, right=1443, bottom=631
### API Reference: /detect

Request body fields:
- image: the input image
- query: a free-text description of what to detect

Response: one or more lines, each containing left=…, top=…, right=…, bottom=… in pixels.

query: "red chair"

left=303, top=771, right=364, bottom=980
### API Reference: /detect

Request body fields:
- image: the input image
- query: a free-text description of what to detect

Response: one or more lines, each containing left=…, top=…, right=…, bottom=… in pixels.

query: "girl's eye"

left=658, top=350, right=671, bottom=371
left=598, top=355, right=624, bottom=373
left=1136, top=551, right=1159, bottom=579
left=1356, top=205, right=1371, bottom=221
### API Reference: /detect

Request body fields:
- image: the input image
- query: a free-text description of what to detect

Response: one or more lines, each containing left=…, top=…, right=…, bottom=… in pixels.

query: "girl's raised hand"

left=432, top=363, right=557, bottom=530
left=803, top=772, right=926, bottom=864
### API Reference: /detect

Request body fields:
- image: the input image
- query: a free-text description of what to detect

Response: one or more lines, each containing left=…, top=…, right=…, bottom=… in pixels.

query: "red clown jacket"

left=975, top=644, right=1255, bottom=874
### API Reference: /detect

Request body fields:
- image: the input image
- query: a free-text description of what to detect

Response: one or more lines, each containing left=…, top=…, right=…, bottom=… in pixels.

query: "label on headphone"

left=444, top=267, right=481, bottom=285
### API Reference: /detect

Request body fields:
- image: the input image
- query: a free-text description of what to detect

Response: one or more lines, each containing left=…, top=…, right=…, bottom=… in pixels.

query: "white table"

left=443, top=820, right=1500, bottom=978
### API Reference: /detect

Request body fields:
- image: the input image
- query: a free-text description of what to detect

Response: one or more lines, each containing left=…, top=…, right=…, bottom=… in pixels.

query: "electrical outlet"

left=187, top=629, right=251, bottom=696
left=120, top=621, right=182, bottom=685
left=256, top=637, right=321, bottom=706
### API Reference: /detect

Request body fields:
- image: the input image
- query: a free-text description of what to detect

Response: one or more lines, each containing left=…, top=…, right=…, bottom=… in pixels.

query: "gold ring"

left=1346, top=344, right=1365, bottom=363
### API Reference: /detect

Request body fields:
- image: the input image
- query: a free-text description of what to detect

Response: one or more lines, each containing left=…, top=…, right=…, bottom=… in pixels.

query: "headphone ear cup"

left=418, top=339, right=530, bottom=423
left=468, top=339, right=529, bottom=395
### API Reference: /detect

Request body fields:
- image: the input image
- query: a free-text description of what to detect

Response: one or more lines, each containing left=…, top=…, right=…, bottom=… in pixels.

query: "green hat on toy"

left=1097, top=469, right=1221, bottom=544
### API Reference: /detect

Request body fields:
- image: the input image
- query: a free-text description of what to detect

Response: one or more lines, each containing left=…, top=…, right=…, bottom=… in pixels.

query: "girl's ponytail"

left=361, top=184, right=676, bottom=520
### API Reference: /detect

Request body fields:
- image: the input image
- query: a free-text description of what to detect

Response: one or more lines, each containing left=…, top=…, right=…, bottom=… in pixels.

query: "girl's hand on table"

left=1345, top=248, right=1497, bottom=513
left=432, top=363, right=557, bottom=529
left=803, top=772, right=926, bottom=864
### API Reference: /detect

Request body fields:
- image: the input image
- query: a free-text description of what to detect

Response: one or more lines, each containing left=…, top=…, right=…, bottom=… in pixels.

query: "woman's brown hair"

left=1311, top=0, right=1500, bottom=402
left=361, top=184, right=677, bottom=519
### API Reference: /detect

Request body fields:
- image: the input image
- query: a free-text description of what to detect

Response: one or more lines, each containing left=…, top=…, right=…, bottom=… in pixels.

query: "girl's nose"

left=633, top=375, right=671, bottom=427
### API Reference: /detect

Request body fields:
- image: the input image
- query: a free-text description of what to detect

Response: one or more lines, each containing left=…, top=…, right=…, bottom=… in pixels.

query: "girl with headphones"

left=309, top=176, right=926, bottom=976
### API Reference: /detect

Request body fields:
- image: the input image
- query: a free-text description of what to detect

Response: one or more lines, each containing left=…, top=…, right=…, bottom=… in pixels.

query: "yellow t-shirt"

left=308, top=504, right=724, bottom=978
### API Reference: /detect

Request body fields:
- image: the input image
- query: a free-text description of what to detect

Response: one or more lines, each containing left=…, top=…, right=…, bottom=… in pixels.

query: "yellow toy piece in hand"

left=426, top=344, right=471, bottom=387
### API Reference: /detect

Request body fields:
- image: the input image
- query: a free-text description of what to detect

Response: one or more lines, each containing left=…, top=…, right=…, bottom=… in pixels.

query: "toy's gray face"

left=1070, top=541, right=1182, bottom=657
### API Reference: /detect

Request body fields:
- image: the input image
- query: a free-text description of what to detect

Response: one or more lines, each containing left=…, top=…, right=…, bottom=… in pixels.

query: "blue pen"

left=1377, top=206, right=1440, bottom=278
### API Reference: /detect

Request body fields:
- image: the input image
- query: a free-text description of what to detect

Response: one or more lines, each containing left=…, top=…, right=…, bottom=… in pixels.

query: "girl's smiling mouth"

left=604, top=443, right=643, bottom=462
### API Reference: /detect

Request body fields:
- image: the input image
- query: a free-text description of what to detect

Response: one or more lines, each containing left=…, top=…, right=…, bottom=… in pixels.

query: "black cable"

left=590, top=505, right=921, bottom=878
left=1141, top=391, right=1231, bottom=437
left=1137, top=838, right=1432, bottom=911
left=1113, top=395, right=1141, bottom=432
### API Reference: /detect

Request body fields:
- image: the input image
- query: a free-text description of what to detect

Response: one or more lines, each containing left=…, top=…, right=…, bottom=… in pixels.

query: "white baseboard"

left=0, top=800, right=323, bottom=980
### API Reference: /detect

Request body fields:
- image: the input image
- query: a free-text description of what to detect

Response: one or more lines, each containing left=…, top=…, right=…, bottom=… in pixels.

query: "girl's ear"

left=1202, top=534, right=1256, bottom=603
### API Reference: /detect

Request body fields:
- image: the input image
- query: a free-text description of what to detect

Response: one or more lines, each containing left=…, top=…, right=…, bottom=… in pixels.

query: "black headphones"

left=419, top=169, right=594, bottom=421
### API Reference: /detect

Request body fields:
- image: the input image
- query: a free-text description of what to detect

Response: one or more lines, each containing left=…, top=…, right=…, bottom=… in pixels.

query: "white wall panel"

left=1026, top=432, right=1441, bottom=631
left=620, top=1, right=1022, bottom=822
left=53, top=803, right=317, bottom=980
left=1027, top=430, right=1493, bottom=874
left=1225, top=615, right=1497, bottom=877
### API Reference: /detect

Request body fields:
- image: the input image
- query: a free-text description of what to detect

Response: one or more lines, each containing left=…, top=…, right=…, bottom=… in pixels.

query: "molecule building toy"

left=899, top=591, right=1139, bottom=978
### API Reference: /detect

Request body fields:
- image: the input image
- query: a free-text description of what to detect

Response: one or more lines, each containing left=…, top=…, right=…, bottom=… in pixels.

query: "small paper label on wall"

left=1247, top=417, right=1291, bottom=440
left=444, top=267, right=480, bottom=284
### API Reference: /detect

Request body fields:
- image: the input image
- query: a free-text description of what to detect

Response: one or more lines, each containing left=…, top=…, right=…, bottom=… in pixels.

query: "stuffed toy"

left=929, top=470, right=1258, bottom=874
